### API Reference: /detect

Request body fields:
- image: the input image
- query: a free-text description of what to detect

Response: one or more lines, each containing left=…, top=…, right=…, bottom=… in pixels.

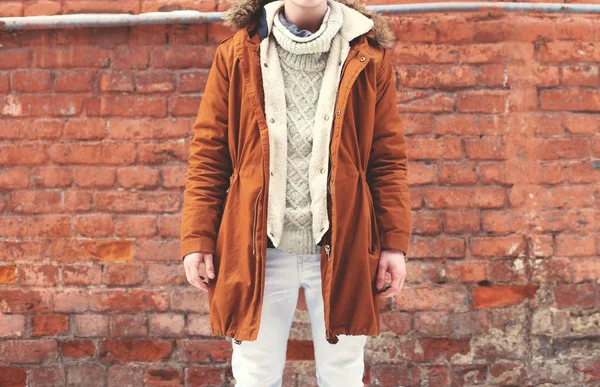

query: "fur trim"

left=222, top=0, right=395, bottom=49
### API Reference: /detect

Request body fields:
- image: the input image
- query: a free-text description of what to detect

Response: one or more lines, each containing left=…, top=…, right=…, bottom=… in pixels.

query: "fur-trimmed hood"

left=222, top=0, right=395, bottom=49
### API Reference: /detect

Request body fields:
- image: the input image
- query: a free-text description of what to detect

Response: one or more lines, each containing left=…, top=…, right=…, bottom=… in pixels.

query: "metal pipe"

left=1, top=2, right=600, bottom=31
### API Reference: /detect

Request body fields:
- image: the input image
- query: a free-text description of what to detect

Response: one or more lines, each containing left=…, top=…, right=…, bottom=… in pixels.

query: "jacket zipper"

left=252, top=186, right=262, bottom=255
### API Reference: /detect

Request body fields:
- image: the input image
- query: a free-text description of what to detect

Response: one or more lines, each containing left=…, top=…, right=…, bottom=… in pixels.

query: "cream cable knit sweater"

left=270, top=4, right=343, bottom=256
left=260, top=0, right=374, bottom=254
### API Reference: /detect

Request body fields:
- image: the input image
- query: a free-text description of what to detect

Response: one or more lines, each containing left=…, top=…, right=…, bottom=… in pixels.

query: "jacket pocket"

left=222, top=171, right=238, bottom=212
left=367, top=189, right=379, bottom=256
left=252, top=186, right=263, bottom=255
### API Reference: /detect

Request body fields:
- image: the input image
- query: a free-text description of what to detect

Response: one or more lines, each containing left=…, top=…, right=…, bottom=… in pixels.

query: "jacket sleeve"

left=366, top=48, right=412, bottom=256
left=180, top=43, right=232, bottom=259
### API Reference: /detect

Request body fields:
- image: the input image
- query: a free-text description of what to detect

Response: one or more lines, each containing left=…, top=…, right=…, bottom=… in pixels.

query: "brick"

left=553, top=283, right=597, bottom=309
left=110, top=315, right=148, bottom=338
left=397, top=286, right=468, bottom=312
left=179, top=70, right=209, bottom=93
left=573, top=258, right=600, bottom=283
left=24, top=1, right=61, bottom=16
left=53, top=288, right=90, bottom=313
left=61, top=265, right=102, bottom=286
left=48, top=144, right=136, bottom=165
left=186, top=366, right=224, bottom=387
left=61, top=340, right=96, bottom=359
left=0, top=168, right=29, bottom=189
left=137, top=142, right=188, bottom=163
left=147, top=264, right=186, bottom=286
left=91, top=290, right=169, bottom=313
left=99, top=70, right=135, bottom=92
left=473, top=285, right=538, bottom=308
left=10, top=70, right=52, bottom=92
left=0, top=145, right=48, bottom=166
left=406, top=236, right=465, bottom=259
left=144, top=367, right=183, bottom=386
left=438, top=162, right=478, bottom=185
left=445, top=261, right=487, bottom=283
left=425, top=188, right=506, bottom=209
left=74, top=166, right=116, bottom=188
left=150, top=46, right=217, bottom=69
left=0, top=367, right=27, bottom=387
left=64, top=118, right=106, bottom=140
left=176, top=339, right=231, bottom=363
left=186, top=314, right=212, bottom=336
left=31, top=315, right=69, bottom=336
left=99, top=340, right=173, bottom=362
left=169, top=288, right=209, bottom=313
left=108, top=365, right=144, bottom=387
left=66, top=365, right=106, bottom=387
left=49, top=239, right=132, bottom=262
left=73, top=214, right=115, bottom=238
left=133, top=239, right=180, bottom=261
left=31, top=166, right=72, bottom=188
left=116, top=167, right=160, bottom=189
left=29, top=367, right=66, bottom=387
left=457, top=91, right=508, bottom=113
left=148, top=314, right=185, bottom=337
left=0, top=49, right=31, bottom=69
left=107, top=118, right=189, bottom=140
left=114, top=215, right=159, bottom=238
left=136, top=71, right=175, bottom=93
left=94, top=191, right=180, bottom=213
left=471, top=235, right=525, bottom=258
left=0, top=265, right=17, bottom=285
left=54, top=69, right=95, bottom=92
left=102, top=264, right=145, bottom=286
left=0, top=315, right=26, bottom=338
left=0, top=340, right=58, bottom=364
left=17, top=265, right=59, bottom=287
left=73, top=314, right=109, bottom=337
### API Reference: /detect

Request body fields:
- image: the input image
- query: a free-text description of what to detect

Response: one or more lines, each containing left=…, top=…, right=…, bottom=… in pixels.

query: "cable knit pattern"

left=270, top=3, right=343, bottom=256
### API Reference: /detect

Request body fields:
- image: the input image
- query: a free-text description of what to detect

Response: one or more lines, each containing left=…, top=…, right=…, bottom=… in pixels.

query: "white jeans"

left=231, top=247, right=368, bottom=387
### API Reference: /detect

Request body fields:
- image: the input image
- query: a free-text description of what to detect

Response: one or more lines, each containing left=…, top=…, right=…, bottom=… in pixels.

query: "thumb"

left=376, top=260, right=387, bottom=290
left=203, top=254, right=215, bottom=279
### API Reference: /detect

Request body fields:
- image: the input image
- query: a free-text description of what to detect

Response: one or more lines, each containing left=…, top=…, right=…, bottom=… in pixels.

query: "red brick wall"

left=1, top=3, right=600, bottom=386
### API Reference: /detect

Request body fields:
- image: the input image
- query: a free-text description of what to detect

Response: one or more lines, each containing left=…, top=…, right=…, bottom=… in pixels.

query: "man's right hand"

left=183, top=252, right=215, bottom=292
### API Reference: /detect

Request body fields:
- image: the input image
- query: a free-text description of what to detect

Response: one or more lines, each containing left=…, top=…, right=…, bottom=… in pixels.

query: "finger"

left=203, top=254, right=215, bottom=279
left=381, top=269, right=398, bottom=298
left=198, top=260, right=206, bottom=282
left=376, top=259, right=388, bottom=290
left=389, top=268, right=402, bottom=296
left=189, top=259, right=203, bottom=289
left=397, top=270, right=406, bottom=295
left=184, top=261, right=192, bottom=285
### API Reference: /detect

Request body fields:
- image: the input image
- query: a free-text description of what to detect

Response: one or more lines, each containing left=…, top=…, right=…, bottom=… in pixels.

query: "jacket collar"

left=223, top=0, right=395, bottom=49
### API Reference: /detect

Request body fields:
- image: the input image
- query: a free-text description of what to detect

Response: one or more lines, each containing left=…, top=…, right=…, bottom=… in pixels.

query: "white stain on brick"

left=1, top=96, right=22, bottom=116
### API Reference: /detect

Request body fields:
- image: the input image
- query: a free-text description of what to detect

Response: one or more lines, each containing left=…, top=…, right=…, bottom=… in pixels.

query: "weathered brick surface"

left=1, top=2, right=600, bottom=386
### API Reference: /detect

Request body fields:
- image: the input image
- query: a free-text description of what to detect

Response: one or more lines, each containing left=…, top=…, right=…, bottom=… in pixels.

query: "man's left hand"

left=376, top=248, right=406, bottom=298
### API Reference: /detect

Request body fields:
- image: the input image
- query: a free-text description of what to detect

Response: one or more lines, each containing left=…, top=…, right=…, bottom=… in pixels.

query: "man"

left=181, top=0, right=411, bottom=385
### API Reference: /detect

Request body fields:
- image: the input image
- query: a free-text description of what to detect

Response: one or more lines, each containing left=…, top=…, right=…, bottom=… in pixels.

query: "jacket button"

left=270, top=171, right=273, bottom=176
left=360, top=57, right=366, bottom=62
left=320, top=168, right=325, bottom=174
left=270, top=118, right=275, bottom=123
left=336, top=110, right=341, bottom=115
left=264, top=63, right=268, bottom=67
left=324, top=114, right=329, bottom=121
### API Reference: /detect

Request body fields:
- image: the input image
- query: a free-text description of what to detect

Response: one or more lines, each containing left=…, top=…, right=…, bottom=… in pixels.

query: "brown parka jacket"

left=180, top=0, right=412, bottom=344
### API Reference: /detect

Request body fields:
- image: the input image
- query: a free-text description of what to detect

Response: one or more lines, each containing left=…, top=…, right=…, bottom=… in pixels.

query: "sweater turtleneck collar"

left=271, top=0, right=343, bottom=56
